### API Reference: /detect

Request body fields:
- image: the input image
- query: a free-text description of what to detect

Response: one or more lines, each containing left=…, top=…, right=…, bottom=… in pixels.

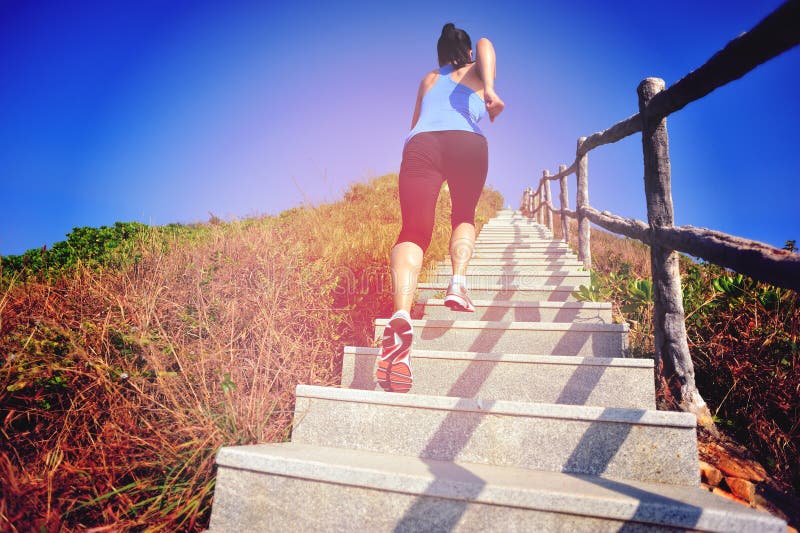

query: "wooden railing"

left=521, top=0, right=800, bottom=420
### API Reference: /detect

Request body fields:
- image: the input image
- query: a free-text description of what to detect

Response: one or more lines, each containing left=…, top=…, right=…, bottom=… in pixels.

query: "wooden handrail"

left=532, top=0, right=800, bottom=179
left=542, top=161, right=576, bottom=182
left=580, top=206, right=800, bottom=292
left=517, top=0, right=800, bottom=420
left=646, top=0, right=800, bottom=121
left=578, top=114, right=642, bottom=157
left=521, top=0, right=800, bottom=291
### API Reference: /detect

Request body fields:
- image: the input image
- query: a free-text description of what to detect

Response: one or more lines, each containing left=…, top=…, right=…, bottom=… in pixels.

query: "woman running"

left=377, top=22, right=505, bottom=393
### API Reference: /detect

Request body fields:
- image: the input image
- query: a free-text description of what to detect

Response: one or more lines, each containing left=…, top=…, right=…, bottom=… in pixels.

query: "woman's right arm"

left=410, top=70, right=439, bottom=130
left=476, top=38, right=505, bottom=122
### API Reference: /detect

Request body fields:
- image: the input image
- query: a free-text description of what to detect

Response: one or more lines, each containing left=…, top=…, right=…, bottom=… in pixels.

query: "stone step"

left=434, top=262, right=585, bottom=273
left=468, top=255, right=579, bottom=263
left=483, top=217, right=545, bottom=221
left=479, top=221, right=547, bottom=226
left=472, top=250, right=576, bottom=258
left=483, top=218, right=541, bottom=222
left=210, top=443, right=785, bottom=532
left=478, top=224, right=553, bottom=231
left=472, top=248, right=573, bottom=256
left=341, top=347, right=655, bottom=409
left=483, top=218, right=543, bottom=223
left=477, top=230, right=552, bottom=236
left=291, top=385, right=697, bottom=485
left=414, top=298, right=611, bottom=322
left=417, top=282, right=580, bottom=302
left=474, top=239, right=561, bottom=245
left=479, top=226, right=550, bottom=230
left=424, top=270, right=590, bottom=288
left=439, top=258, right=584, bottom=267
left=474, top=241, right=569, bottom=248
left=473, top=243, right=561, bottom=249
left=481, top=226, right=547, bottom=230
left=476, top=235, right=553, bottom=240
left=473, top=244, right=560, bottom=248
left=373, top=319, right=628, bottom=357
left=477, top=227, right=552, bottom=233
left=476, top=235, right=554, bottom=240
left=473, top=247, right=575, bottom=253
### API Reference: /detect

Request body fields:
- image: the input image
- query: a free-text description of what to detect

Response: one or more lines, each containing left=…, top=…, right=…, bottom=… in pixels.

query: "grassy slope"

left=0, top=174, right=503, bottom=531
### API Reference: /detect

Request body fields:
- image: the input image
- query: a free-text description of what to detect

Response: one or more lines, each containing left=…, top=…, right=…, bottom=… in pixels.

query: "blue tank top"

left=405, top=64, right=487, bottom=143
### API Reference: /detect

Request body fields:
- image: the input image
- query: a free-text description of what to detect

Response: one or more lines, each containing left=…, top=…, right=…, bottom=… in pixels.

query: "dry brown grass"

left=0, top=174, right=503, bottom=531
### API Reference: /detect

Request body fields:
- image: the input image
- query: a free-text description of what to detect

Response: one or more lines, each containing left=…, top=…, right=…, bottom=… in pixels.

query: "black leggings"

left=396, top=130, right=488, bottom=251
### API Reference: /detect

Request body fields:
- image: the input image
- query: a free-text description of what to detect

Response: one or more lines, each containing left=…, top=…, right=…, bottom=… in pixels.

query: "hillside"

left=2, top=178, right=798, bottom=530
left=0, top=174, right=502, bottom=530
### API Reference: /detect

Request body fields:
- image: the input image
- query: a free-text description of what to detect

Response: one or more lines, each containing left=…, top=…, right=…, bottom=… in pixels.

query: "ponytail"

left=437, top=23, right=473, bottom=67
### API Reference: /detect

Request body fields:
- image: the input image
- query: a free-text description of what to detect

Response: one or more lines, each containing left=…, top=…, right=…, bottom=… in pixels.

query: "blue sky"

left=1, top=0, right=797, bottom=256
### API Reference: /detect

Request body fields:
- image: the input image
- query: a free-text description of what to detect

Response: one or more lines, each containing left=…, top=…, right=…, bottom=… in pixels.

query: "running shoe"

left=444, top=281, right=475, bottom=312
left=376, top=315, right=414, bottom=393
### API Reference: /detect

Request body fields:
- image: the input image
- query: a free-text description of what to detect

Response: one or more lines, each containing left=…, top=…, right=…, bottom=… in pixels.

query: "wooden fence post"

left=527, top=187, right=533, bottom=218
left=540, top=173, right=547, bottom=227
left=528, top=187, right=534, bottom=218
left=559, top=164, right=569, bottom=244
left=526, top=187, right=531, bottom=219
left=576, top=137, right=591, bottom=270
left=542, top=183, right=548, bottom=228
left=521, top=188, right=528, bottom=217
left=638, top=77, right=711, bottom=425
left=544, top=171, right=553, bottom=232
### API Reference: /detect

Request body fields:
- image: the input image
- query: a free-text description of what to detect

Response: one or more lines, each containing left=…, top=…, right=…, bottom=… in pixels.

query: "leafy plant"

left=711, top=273, right=755, bottom=300
left=621, top=278, right=652, bottom=315
left=572, top=271, right=610, bottom=302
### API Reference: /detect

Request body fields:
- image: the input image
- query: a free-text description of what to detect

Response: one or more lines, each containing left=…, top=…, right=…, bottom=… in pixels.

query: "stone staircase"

left=208, top=209, right=785, bottom=532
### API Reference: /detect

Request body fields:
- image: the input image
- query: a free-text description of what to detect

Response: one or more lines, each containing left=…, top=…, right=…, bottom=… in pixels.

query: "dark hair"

left=437, top=23, right=472, bottom=67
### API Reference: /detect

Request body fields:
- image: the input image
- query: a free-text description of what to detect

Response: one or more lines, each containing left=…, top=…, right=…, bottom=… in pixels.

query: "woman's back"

left=406, top=63, right=488, bottom=142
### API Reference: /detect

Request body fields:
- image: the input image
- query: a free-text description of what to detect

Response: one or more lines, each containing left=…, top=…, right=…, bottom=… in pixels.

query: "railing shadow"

left=394, top=231, right=524, bottom=531
left=555, top=361, right=609, bottom=405
left=391, top=218, right=704, bottom=529
left=392, top=398, right=492, bottom=532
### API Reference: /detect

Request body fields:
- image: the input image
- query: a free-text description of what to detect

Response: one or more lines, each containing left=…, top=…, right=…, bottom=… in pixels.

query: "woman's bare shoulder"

left=421, top=69, right=439, bottom=84
left=418, top=69, right=439, bottom=94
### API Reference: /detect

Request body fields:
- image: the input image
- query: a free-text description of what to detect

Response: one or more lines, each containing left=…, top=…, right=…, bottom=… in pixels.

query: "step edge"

left=417, top=283, right=581, bottom=291
left=343, top=346, right=652, bottom=368
left=295, top=385, right=693, bottom=428
left=427, top=270, right=590, bottom=276
left=373, top=319, right=628, bottom=332
left=417, top=299, right=610, bottom=309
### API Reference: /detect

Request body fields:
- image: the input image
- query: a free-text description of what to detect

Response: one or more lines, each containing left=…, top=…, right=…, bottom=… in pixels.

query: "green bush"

left=2, top=222, right=151, bottom=279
